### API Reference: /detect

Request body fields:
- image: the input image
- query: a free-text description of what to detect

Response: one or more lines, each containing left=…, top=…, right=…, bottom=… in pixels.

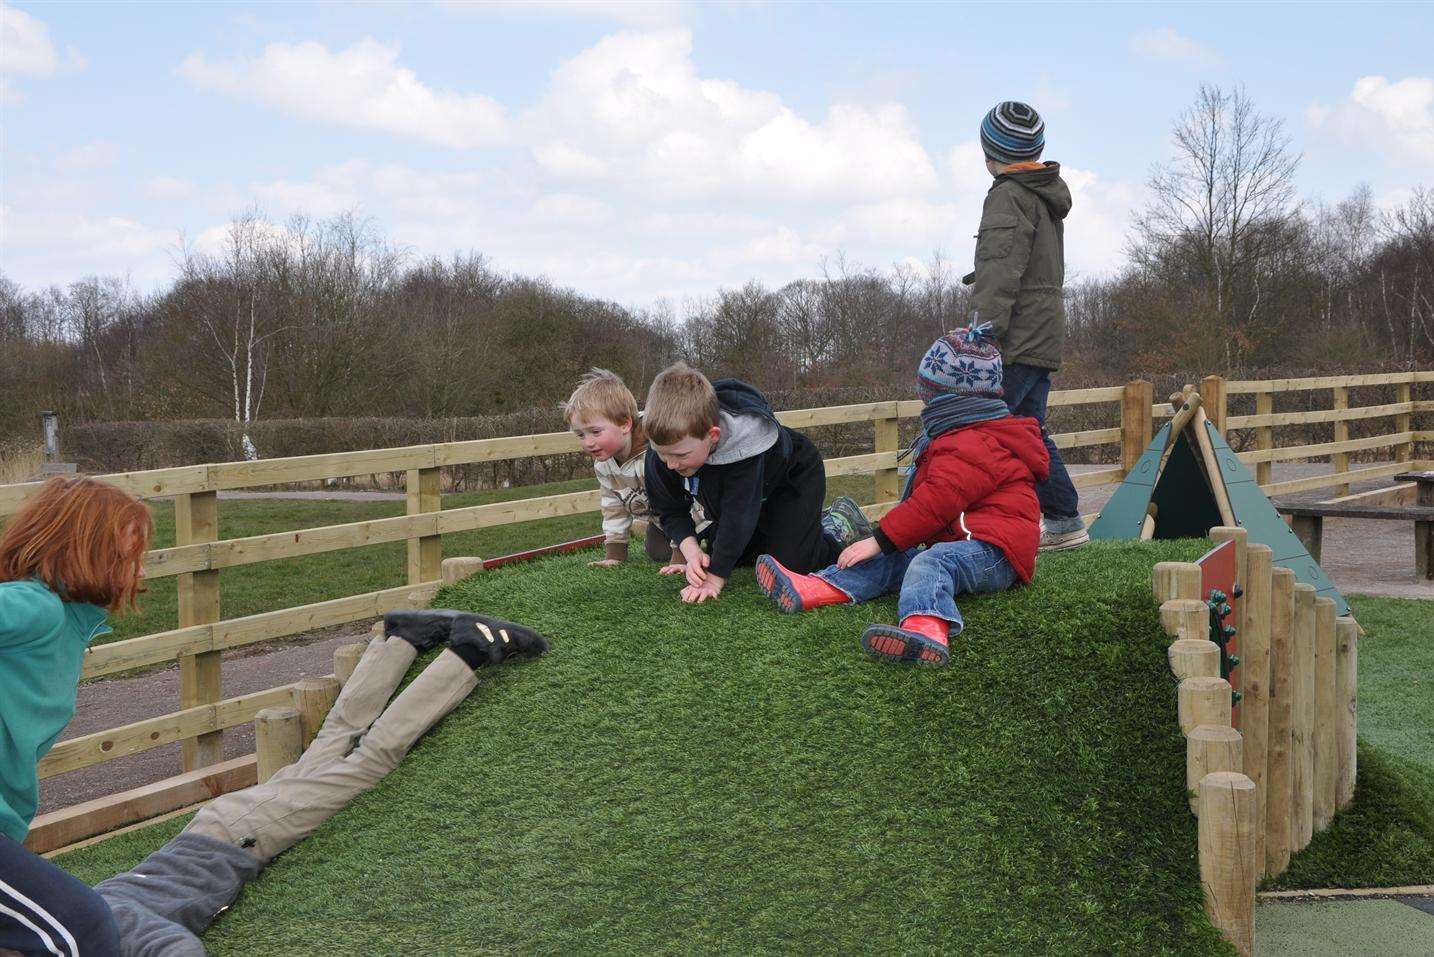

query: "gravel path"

left=40, top=461, right=1429, bottom=820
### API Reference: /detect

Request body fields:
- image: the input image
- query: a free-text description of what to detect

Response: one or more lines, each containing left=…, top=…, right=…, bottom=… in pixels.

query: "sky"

left=2, top=0, right=1432, bottom=309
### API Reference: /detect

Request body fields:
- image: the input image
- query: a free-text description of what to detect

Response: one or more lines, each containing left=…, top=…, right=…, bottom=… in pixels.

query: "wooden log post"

left=1154, top=562, right=1203, bottom=604
left=1121, top=379, right=1155, bottom=475
left=1161, top=599, right=1208, bottom=641
left=1200, top=374, right=1228, bottom=435
left=1240, top=544, right=1273, bottom=876
left=333, top=642, right=367, bottom=685
left=1265, top=567, right=1296, bottom=876
left=1335, top=617, right=1359, bottom=809
left=1396, top=380, right=1413, bottom=463
left=1188, top=725, right=1244, bottom=814
left=1255, top=390, right=1274, bottom=487
left=1313, top=597, right=1339, bottom=831
left=1179, top=677, right=1233, bottom=736
left=254, top=706, right=303, bottom=783
left=176, top=490, right=223, bottom=771
left=291, top=676, right=342, bottom=750
left=406, top=466, right=442, bottom=586
left=441, top=556, right=486, bottom=585
left=1332, top=385, right=1351, bottom=496
left=1292, top=583, right=1317, bottom=851
left=1199, top=771, right=1258, bottom=957
left=874, top=412, right=900, bottom=503
left=1169, top=639, right=1222, bottom=680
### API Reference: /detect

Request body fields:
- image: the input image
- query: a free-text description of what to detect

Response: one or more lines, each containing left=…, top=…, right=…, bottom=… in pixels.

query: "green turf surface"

left=61, top=539, right=1241, bottom=955
left=1262, top=595, right=1434, bottom=892
left=98, top=475, right=879, bottom=646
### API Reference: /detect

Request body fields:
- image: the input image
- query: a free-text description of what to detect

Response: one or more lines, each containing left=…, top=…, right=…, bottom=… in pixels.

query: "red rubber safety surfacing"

left=1197, top=538, right=1240, bottom=728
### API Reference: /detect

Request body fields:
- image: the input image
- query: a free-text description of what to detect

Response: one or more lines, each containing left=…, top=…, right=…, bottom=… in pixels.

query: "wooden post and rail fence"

left=3, top=370, right=1429, bottom=860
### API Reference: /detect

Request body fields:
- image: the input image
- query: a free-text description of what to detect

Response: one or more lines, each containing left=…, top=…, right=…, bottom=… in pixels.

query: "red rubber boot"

left=860, top=614, right=950, bottom=667
left=755, top=555, right=850, bottom=613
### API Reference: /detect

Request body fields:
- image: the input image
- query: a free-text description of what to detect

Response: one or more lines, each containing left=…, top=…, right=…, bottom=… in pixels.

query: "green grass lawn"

left=62, top=540, right=1241, bottom=956
left=105, top=475, right=878, bottom=645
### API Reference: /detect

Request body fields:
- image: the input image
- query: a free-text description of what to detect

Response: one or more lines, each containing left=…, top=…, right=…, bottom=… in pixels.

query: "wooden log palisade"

left=1155, top=534, right=1362, bottom=956
left=8, top=371, right=1424, bottom=858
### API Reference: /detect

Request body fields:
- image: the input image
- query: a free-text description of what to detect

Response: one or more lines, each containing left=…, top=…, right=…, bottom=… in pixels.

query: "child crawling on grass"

left=756, top=324, right=1049, bottom=666
left=643, top=362, right=871, bottom=604
left=564, top=368, right=687, bottom=570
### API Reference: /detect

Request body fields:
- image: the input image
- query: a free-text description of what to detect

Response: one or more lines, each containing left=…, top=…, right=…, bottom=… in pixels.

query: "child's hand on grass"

left=680, top=573, right=725, bottom=603
left=658, top=563, right=686, bottom=575
left=837, top=536, right=881, bottom=569
left=683, top=552, right=710, bottom=588
left=588, top=559, right=622, bottom=568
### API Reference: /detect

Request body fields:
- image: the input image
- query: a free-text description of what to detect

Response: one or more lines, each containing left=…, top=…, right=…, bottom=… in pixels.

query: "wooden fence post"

left=874, top=408, right=900, bottom=503
left=1255, top=390, right=1274, bottom=487
left=1179, top=677, right=1233, bottom=735
left=255, top=706, right=303, bottom=783
left=1335, top=617, right=1359, bottom=809
left=1332, top=386, right=1350, bottom=496
left=1161, top=599, right=1208, bottom=641
left=1292, top=583, right=1317, bottom=851
left=176, top=490, right=223, bottom=771
left=333, top=642, right=367, bottom=685
left=1154, top=562, right=1203, bottom=604
left=1313, top=597, right=1339, bottom=832
left=1241, top=544, right=1272, bottom=875
left=1200, top=375, right=1228, bottom=435
left=1169, top=639, right=1222, bottom=680
left=1121, top=380, right=1154, bottom=475
left=1199, top=772, right=1257, bottom=957
left=1188, top=725, right=1243, bottom=814
left=407, top=466, right=442, bottom=586
left=291, top=676, right=342, bottom=749
left=1396, top=379, right=1413, bottom=463
left=1265, top=567, right=1295, bottom=876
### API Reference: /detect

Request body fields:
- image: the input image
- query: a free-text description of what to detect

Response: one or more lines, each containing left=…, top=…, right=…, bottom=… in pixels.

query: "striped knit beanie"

left=916, top=322, right=1003, bottom=404
left=980, top=101, right=1045, bottom=166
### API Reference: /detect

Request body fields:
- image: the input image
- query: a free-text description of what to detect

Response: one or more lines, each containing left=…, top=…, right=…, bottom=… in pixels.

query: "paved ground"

left=1256, top=896, right=1434, bottom=955
left=40, top=461, right=1429, bottom=819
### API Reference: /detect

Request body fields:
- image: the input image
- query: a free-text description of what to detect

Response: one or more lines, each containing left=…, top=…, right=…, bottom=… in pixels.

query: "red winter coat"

left=874, top=416, right=1050, bottom=582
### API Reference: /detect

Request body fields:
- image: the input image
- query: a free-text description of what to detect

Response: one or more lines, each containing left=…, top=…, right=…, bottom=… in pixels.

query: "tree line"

left=3, top=85, right=1430, bottom=452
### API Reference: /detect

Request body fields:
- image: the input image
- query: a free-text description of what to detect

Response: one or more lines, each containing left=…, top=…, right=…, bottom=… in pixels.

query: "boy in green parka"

left=967, top=100, right=1085, bottom=550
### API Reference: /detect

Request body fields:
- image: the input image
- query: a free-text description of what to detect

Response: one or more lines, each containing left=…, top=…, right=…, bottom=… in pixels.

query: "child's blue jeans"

left=814, top=539, right=1017, bottom=636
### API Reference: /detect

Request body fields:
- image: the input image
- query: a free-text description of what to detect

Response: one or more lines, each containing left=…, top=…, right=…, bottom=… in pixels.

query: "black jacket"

left=645, top=380, right=797, bottom=579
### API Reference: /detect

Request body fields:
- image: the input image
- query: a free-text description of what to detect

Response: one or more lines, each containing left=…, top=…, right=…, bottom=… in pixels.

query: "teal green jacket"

left=0, top=579, right=110, bottom=842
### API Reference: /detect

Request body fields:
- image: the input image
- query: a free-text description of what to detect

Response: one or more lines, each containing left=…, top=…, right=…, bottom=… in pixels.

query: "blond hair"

left=564, top=369, right=644, bottom=449
left=645, top=362, right=720, bottom=445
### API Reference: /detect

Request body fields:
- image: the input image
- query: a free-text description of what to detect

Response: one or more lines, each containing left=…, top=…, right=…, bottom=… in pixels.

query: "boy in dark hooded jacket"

left=756, top=325, right=1049, bottom=667
left=969, top=100, right=1085, bottom=551
left=645, top=362, right=860, bottom=604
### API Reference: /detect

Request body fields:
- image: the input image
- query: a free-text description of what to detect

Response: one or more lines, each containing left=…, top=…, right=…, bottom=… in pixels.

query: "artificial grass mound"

left=63, top=540, right=1245, bottom=955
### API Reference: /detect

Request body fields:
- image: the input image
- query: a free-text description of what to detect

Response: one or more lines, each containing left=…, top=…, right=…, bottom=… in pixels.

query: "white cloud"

left=1130, top=27, right=1221, bottom=69
left=0, top=1, right=84, bottom=76
left=1307, top=75, right=1434, bottom=164
left=145, top=176, right=197, bottom=200
left=436, top=0, right=692, bottom=27
left=1060, top=165, right=1139, bottom=279
left=0, top=205, right=174, bottom=286
left=176, top=38, right=508, bottom=149
left=526, top=30, right=938, bottom=203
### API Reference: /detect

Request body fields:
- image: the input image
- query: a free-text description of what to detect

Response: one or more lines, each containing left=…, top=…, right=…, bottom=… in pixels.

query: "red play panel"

left=1197, top=538, right=1240, bottom=727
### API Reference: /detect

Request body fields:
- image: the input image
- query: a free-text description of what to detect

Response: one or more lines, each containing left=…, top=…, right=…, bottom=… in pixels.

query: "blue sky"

left=2, top=0, right=1431, bottom=307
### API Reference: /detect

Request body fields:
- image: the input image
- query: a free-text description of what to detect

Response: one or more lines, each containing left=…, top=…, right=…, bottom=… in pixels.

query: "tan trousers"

left=183, top=637, right=477, bottom=864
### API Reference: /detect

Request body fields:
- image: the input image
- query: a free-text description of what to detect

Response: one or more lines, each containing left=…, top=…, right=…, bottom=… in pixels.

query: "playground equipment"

left=1091, top=391, right=1348, bottom=616
left=1155, top=527, right=1358, bottom=957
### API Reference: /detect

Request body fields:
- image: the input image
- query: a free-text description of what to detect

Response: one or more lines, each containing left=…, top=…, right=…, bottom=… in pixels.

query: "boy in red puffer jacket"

left=756, top=322, right=1049, bottom=666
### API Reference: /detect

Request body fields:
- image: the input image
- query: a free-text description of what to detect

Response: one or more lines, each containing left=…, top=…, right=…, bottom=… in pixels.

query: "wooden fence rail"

left=10, top=370, right=1429, bottom=855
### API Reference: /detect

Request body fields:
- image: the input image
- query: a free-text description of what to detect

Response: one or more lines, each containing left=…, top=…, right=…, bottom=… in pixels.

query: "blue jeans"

left=1, top=833, right=120, bottom=957
left=1002, top=363, right=1080, bottom=525
left=815, top=539, right=1018, bottom=636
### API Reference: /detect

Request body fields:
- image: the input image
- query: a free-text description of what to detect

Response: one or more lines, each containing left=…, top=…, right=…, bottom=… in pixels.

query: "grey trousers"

left=92, top=639, right=477, bottom=956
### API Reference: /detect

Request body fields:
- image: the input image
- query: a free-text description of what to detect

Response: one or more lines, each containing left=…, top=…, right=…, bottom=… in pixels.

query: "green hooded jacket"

left=969, top=161, right=1072, bottom=370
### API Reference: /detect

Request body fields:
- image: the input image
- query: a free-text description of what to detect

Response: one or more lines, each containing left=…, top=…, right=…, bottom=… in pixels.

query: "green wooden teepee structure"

left=1089, top=395, right=1347, bottom=615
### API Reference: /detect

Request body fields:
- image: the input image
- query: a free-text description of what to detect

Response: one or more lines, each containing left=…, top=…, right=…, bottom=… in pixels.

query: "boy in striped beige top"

left=565, top=369, right=685, bottom=570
